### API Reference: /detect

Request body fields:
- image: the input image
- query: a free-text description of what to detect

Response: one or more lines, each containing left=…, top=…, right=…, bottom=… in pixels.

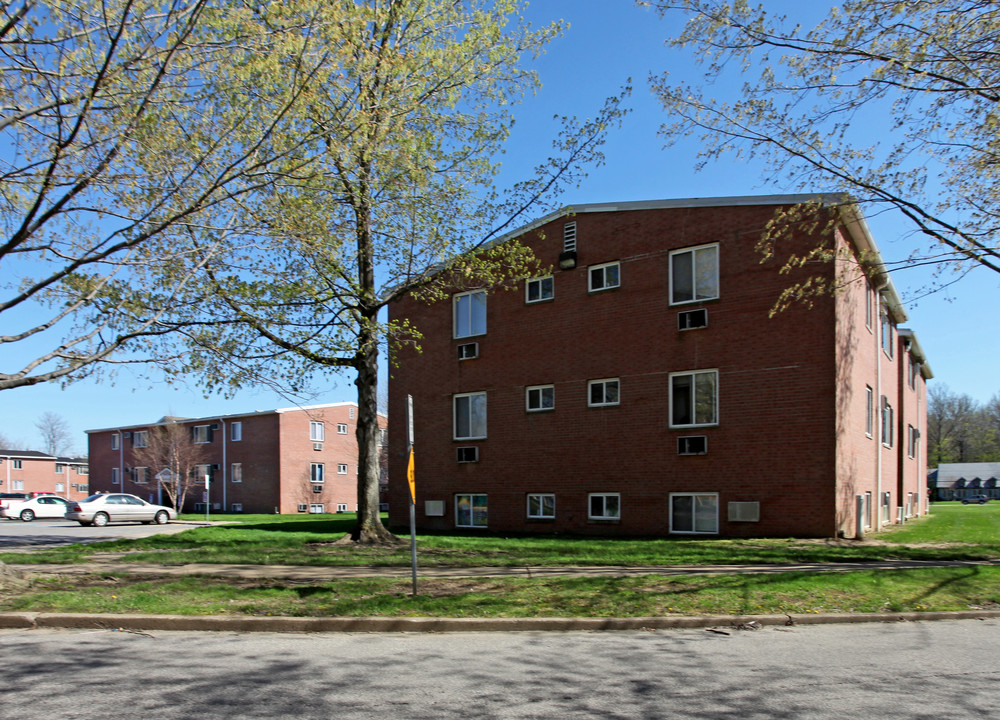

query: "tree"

left=0, top=0, right=335, bottom=391
left=35, top=412, right=73, bottom=456
left=140, top=0, right=626, bottom=542
left=131, top=421, right=211, bottom=511
left=649, top=0, right=1000, bottom=294
left=927, top=385, right=1000, bottom=464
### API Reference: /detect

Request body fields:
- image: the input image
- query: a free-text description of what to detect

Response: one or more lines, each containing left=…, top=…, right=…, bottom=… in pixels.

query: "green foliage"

left=927, top=384, right=1000, bottom=464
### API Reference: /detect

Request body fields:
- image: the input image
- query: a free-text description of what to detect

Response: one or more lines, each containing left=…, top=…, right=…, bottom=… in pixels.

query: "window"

left=77, top=466, right=89, bottom=475
left=310, top=422, right=325, bottom=442
left=526, top=385, right=555, bottom=412
left=11, top=480, right=23, bottom=491
left=457, top=342, right=479, bottom=360
left=908, top=425, right=920, bottom=459
left=678, top=308, right=708, bottom=331
left=55, top=463, right=65, bottom=474
left=231, top=422, right=242, bottom=442
left=670, top=370, right=718, bottom=427
left=192, top=425, right=211, bottom=444
left=527, top=493, right=555, bottom=519
left=12, top=459, right=22, bottom=469
left=456, top=446, right=479, bottom=463
left=231, top=463, right=242, bottom=483
left=526, top=276, right=554, bottom=303
left=454, top=392, right=487, bottom=440
left=881, top=396, right=894, bottom=447
left=111, top=433, right=120, bottom=450
left=908, top=356, right=919, bottom=389
left=337, top=423, right=348, bottom=435
left=881, top=311, right=894, bottom=358
left=133, top=430, right=149, bottom=448
left=337, top=463, right=348, bottom=474
left=588, top=261, right=620, bottom=292
left=131, top=467, right=149, bottom=484
left=588, top=378, right=620, bottom=407
left=195, top=464, right=212, bottom=481
left=865, top=386, right=874, bottom=437
left=588, top=493, right=620, bottom=520
left=864, top=277, right=873, bottom=330
left=297, top=504, right=308, bottom=513
left=453, top=290, right=486, bottom=338
left=231, top=503, right=243, bottom=513
left=670, top=493, right=718, bottom=534
left=337, top=503, right=348, bottom=512
left=677, top=436, right=708, bottom=455
left=349, top=407, right=355, bottom=419
left=55, top=482, right=65, bottom=493
left=311, top=463, right=325, bottom=483
left=111, top=468, right=120, bottom=485
left=456, top=493, right=488, bottom=528
left=309, top=504, right=325, bottom=514
left=670, top=244, right=719, bottom=305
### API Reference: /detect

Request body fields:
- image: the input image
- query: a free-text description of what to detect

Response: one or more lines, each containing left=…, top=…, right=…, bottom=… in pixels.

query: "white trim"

left=670, top=492, right=719, bottom=534
left=669, top=369, right=719, bottom=428
left=525, top=275, right=554, bottom=304
left=588, top=492, right=620, bottom=520
left=588, top=261, right=620, bottom=292
left=453, top=289, right=487, bottom=339
left=669, top=243, right=719, bottom=306
left=587, top=378, right=620, bottom=407
left=525, top=385, right=555, bottom=412
left=453, top=392, right=487, bottom=440
left=527, top=493, right=556, bottom=519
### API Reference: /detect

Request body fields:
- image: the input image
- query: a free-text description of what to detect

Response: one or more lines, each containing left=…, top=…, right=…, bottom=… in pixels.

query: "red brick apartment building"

left=0, top=450, right=90, bottom=499
left=87, top=403, right=387, bottom=514
left=387, top=195, right=932, bottom=538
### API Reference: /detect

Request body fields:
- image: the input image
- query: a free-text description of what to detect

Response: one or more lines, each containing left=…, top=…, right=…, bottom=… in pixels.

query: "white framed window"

left=454, top=392, right=487, bottom=440
left=669, top=370, right=718, bottom=428
left=311, top=463, right=325, bottom=483
left=865, top=386, right=874, bottom=437
left=231, top=422, right=242, bottom=442
left=111, top=433, right=120, bottom=450
left=864, top=277, right=873, bottom=331
left=337, top=463, right=348, bottom=474
left=77, top=466, right=89, bottom=475
left=131, top=467, right=149, bottom=484
left=12, top=459, right=22, bottom=469
left=456, top=493, right=488, bottom=528
left=297, top=504, right=308, bottom=513
left=881, top=396, right=894, bottom=447
left=309, top=504, right=325, bottom=514
left=55, top=482, right=65, bottom=493
left=337, top=423, right=348, bottom=434
left=453, top=290, right=487, bottom=338
left=111, top=468, right=120, bottom=485
left=588, top=261, right=620, bottom=292
left=908, top=425, right=919, bottom=459
left=881, top=311, right=894, bottom=358
left=337, top=503, right=348, bottom=512
left=11, top=479, right=24, bottom=491
left=133, top=430, right=149, bottom=448
left=670, top=493, right=719, bottom=534
left=526, top=276, right=554, bottom=303
left=310, top=422, right=325, bottom=442
left=670, top=244, right=719, bottom=305
left=526, top=385, right=555, bottom=412
left=527, top=493, right=555, bottom=519
left=588, top=493, right=620, bottom=520
left=908, top=356, right=919, bottom=389
left=192, top=425, right=211, bottom=444
left=55, top=463, right=65, bottom=474
left=231, top=463, right=242, bottom=483
left=588, top=378, right=620, bottom=407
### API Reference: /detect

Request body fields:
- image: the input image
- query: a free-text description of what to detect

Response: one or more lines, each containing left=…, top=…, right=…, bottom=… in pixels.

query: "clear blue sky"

left=3, top=0, right=997, bottom=455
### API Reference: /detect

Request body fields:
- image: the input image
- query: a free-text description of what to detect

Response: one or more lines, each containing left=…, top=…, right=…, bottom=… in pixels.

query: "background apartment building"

left=87, top=402, right=387, bottom=514
left=387, top=195, right=931, bottom=538
left=0, top=450, right=90, bottom=499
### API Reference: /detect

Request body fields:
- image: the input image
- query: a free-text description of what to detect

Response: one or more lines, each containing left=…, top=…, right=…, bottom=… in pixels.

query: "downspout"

left=875, top=295, right=884, bottom=532
left=220, top=419, right=227, bottom=512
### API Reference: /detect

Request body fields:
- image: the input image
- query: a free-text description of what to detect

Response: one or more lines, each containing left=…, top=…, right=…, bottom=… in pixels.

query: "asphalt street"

left=2, top=619, right=999, bottom=719
left=0, top=517, right=202, bottom=549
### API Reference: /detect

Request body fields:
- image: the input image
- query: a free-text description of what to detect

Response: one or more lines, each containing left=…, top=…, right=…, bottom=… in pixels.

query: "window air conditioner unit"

left=728, top=501, right=760, bottom=522
left=425, top=500, right=445, bottom=517
left=457, top=342, right=479, bottom=360
left=678, top=308, right=708, bottom=331
left=456, top=446, right=479, bottom=463
left=312, top=485, right=323, bottom=493
left=313, top=443, right=323, bottom=451
left=677, top=436, right=708, bottom=455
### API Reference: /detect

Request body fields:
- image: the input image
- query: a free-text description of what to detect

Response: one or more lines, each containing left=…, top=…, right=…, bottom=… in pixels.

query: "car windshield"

left=80, top=494, right=108, bottom=503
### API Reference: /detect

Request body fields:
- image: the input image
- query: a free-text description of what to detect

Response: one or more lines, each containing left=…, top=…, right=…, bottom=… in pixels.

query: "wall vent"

left=728, top=501, right=760, bottom=522
left=678, top=308, right=708, bottom=331
left=677, top=436, right=708, bottom=455
left=425, top=500, right=445, bottom=517
left=563, top=221, right=577, bottom=252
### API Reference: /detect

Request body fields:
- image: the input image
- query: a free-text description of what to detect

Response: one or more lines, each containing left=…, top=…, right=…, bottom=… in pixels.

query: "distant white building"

left=929, top=463, right=1000, bottom=501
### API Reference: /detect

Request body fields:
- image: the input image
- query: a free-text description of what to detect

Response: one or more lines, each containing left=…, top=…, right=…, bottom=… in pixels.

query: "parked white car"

left=65, top=493, right=176, bottom=526
left=0, top=494, right=71, bottom=522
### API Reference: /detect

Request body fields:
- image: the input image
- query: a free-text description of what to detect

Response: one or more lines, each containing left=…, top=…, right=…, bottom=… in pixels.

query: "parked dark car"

left=961, top=494, right=990, bottom=505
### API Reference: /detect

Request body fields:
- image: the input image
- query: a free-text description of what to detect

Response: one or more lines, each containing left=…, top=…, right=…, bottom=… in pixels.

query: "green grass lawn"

left=2, top=504, right=999, bottom=618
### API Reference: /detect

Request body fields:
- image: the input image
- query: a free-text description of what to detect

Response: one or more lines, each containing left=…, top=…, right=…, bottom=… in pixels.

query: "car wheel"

left=20, top=509, right=35, bottom=522
left=92, top=512, right=109, bottom=527
left=153, top=510, right=169, bottom=525
left=962, top=500, right=969, bottom=504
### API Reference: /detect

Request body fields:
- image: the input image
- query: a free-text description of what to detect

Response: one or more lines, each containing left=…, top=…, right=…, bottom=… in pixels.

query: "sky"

left=3, top=0, right=998, bottom=456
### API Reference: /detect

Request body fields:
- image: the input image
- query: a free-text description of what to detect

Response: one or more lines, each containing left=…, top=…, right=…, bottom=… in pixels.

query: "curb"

left=2, top=610, right=999, bottom=634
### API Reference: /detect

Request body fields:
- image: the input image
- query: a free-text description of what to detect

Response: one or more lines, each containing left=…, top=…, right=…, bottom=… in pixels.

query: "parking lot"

left=0, top=517, right=201, bottom=550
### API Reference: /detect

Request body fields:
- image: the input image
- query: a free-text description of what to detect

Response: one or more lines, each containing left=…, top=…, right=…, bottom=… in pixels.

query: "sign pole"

left=406, top=395, right=417, bottom=596
left=204, top=474, right=210, bottom=523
